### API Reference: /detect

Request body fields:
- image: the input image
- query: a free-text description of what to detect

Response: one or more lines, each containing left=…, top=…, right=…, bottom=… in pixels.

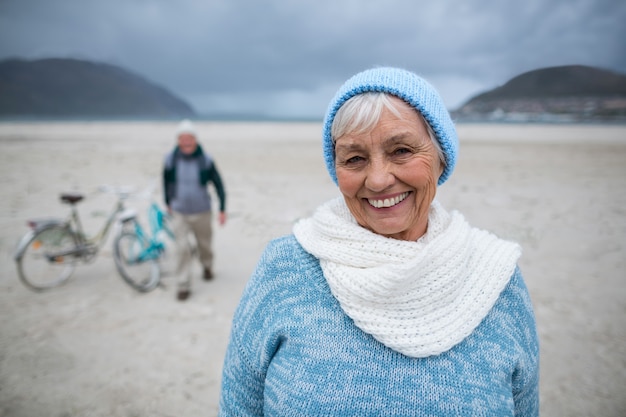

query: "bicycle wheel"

left=113, top=231, right=160, bottom=292
left=16, top=225, right=78, bottom=291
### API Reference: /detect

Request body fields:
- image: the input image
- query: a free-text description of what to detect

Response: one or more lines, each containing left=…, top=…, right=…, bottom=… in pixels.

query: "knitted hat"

left=322, top=67, right=458, bottom=186
left=176, top=119, right=197, bottom=137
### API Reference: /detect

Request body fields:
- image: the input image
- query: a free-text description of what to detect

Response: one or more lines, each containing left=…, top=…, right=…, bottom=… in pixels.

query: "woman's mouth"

left=367, top=192, right=409, bottom=209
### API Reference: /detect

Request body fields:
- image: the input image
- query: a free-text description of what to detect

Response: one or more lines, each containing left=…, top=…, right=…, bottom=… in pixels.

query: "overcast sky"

left=1, top=0, right=625, bottom=119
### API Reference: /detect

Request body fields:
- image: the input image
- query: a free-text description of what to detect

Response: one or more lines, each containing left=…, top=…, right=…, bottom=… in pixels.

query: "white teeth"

left=368, top=192, right=409, bottom=208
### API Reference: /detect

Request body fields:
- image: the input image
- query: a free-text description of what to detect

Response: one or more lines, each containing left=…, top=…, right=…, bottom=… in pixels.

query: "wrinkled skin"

left=334, top=97, right=443, bottom=241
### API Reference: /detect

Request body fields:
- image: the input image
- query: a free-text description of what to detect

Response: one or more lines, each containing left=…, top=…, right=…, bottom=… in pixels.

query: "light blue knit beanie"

left=322, top=67, right=458, bottom=186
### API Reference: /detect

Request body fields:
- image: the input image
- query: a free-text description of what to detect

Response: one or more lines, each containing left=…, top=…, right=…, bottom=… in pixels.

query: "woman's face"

left=334, top=97, right=443, bottom=241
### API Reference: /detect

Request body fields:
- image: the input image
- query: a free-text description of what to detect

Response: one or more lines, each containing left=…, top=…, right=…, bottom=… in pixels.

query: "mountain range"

left=453, top=65, right=626, bottom=122
left=0, top=58, right=195, bottom=119
left=1, top=58, right=625, bottom=122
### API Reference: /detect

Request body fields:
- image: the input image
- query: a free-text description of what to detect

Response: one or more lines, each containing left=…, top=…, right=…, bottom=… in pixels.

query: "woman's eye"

left=393, top=147, right=412, bottom=156
left=346, top=155, right=364, bottom=164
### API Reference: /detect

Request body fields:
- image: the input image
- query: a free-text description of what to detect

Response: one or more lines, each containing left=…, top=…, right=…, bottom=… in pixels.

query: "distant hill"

left=0, top=58, right=195, bottom=119
left=453, top=65, right=626, bottom=122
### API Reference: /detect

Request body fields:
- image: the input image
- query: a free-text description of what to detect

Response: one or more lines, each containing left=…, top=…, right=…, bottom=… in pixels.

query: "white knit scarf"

left=293, top=197, right=521, bottom=358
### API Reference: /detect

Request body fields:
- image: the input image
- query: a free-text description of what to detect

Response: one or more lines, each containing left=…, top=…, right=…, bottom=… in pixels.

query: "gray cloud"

left=1, top=0, right=625, bottom=118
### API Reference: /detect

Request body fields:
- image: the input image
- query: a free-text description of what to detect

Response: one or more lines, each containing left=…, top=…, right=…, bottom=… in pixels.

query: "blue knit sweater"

left=219, top=235, right=539, bottom=416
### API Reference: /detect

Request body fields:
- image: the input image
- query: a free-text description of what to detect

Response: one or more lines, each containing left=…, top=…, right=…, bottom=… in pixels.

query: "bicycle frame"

left=70, top=198, right=126, bottom=249
left=148, top=203, right=174, bottom=241
left=118, top=207, right=165, bottom=263
left=18, top=192, right=127, bottom=262
left=135, top=224, right=165, bottom=262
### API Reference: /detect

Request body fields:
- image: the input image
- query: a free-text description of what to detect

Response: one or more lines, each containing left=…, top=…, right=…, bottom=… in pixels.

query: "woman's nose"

left=365, top=158, right=394, bottom=191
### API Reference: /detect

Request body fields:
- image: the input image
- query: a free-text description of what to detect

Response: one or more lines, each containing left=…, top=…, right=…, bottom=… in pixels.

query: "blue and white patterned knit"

left=219, top=235, right=539, bottom=416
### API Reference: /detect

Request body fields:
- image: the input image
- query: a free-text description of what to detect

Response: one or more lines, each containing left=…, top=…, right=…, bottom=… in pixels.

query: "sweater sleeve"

left=509, top=267, right=540, bottom=417
left=218, top=237, right=295, bottom=416
left=208, top=162, right=226, bottom=212
left=162, top=152, right=175, bottom=207
left=219, top=333, right=265, bottom=417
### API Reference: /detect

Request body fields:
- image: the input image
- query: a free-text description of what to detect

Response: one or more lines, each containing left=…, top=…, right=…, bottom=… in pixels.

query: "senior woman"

left=218, top=67, right=539, bottom=416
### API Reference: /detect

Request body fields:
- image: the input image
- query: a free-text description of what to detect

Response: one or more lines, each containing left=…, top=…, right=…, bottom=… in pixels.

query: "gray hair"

left=330, top=92, right=445, bottom=168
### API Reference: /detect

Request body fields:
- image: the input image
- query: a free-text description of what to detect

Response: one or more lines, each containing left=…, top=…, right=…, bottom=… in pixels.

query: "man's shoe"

left=177, top=289, right=191, bottom=301
left=203, top=268, right=214, bottom=281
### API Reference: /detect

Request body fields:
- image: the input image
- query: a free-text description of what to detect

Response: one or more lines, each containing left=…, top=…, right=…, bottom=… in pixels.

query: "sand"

left=0, top=121, right=624, bottom=416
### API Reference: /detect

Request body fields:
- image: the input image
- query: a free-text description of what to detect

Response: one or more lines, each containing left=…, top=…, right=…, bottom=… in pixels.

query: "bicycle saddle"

left=60, top=193, right=84, bottom=204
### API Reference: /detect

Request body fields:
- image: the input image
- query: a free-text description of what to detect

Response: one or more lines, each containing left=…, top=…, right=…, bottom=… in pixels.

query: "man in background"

left=163, top=119, right=227, bottom=301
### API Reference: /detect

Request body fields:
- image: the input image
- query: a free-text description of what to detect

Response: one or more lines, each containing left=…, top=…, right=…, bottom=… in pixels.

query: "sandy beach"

left=0, top=121, right=625, bottom=417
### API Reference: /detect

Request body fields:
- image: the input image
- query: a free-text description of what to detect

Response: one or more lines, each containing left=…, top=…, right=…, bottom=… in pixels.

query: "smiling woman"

left=333, top=94, right=443, bottom=241
left=218, top=67, right=539, bottom=416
